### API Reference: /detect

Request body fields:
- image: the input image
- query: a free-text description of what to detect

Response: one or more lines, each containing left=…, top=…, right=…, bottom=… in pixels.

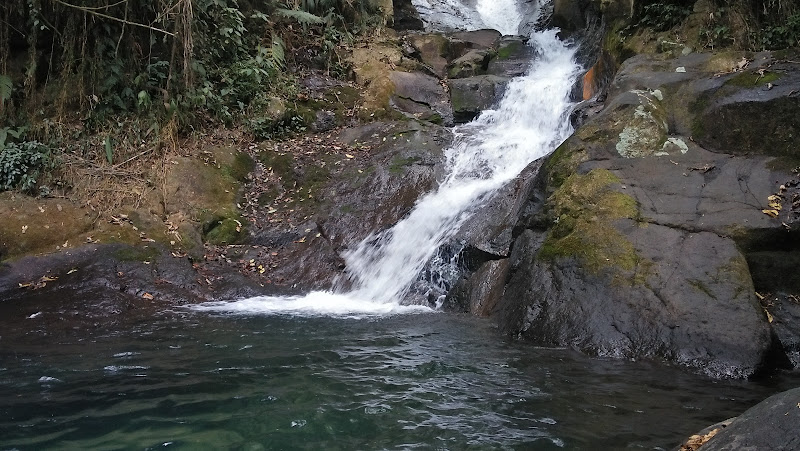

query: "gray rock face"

left=448, top=75, right=509, bottom=123
left=694, top=387, right=800, bottom=450
left=319, top=121, right=450, bottom=251
left=482, top=51, right=800, bottom=378
left=389, top=71, right=454, bottom=125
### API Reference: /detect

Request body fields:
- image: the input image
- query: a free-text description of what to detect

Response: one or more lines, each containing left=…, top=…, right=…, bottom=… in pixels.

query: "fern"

left=276, top=8, right=325, bottom=24
left=271, top=34, right=286, bottom=69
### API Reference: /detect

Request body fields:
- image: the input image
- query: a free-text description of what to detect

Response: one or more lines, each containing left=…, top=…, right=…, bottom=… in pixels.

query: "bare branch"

left=54, top=0, right=175, bottom=36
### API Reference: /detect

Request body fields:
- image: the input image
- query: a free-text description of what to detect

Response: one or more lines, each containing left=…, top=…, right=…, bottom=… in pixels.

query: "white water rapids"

left=194, top=0, right=581, bottom=317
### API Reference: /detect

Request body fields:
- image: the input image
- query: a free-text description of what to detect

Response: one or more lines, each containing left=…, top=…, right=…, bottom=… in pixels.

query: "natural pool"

left=2, top=304, right=798, bottom=450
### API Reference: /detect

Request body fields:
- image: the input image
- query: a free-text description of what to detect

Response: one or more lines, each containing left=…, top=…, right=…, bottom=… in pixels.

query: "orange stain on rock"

left=582, top=66, right=596, bottom=100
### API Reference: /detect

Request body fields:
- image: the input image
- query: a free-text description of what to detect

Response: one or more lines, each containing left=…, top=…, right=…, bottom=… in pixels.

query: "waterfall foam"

left=193, top=0, right=581, bottom=317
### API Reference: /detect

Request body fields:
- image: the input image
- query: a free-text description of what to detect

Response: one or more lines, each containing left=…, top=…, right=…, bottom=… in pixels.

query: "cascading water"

left=194, top=0, right=582, bottom=316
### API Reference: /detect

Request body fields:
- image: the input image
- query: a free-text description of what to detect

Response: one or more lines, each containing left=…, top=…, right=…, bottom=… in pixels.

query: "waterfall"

left=193, top=0, right=582, bottom=317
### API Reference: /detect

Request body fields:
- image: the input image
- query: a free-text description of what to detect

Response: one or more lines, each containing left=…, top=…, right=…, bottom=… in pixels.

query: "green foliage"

left=0, top=127, right=53, bottom=193
left=756, top=13, right=800, bottom=49
left=637, top=3, right=692, bottom=32
left=276, top=8, right=325, bottom=25
left=700, top=24, right=734, bottom=48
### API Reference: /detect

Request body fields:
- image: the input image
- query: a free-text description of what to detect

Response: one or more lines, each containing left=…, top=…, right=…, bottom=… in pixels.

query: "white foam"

left=192, top=291, right=433, bottom=318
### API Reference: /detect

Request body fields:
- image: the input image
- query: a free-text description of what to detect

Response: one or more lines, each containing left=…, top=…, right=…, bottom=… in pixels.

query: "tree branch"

left=54, top=0, right=175, bottom=36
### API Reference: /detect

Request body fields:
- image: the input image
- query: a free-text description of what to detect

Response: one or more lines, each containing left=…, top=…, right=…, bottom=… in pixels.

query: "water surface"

left=2, top=308, right=797, bottom=450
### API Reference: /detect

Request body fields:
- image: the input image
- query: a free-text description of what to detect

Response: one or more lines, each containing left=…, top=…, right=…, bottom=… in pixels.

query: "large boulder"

left=486, top=50, right=800, bottom=377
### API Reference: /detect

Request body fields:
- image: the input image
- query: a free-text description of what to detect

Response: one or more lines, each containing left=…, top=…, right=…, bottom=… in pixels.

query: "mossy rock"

left=538, top=169, right=641, bottom=273
left=203, top=215, right=246, bottom=245
left=726, top=70, right=782, bottom=88
left=0, top=193, right=93, bottom=261
left=114, top=245, right=160, bottom=262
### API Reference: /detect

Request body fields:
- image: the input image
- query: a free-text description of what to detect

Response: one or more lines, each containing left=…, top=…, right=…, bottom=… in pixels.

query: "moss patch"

left=114, top=245, right=160, bottom=262
left=726, top=70, right=782, bottom=87
left=538, top=169, right=642, bottom=274
left=543, top=138, right=588, bottom=191
left=203, top=215, right=246, bottom=245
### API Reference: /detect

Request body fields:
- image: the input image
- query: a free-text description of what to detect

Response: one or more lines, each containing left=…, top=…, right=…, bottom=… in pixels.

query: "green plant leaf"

left=276, top=8, right=324, bottom=25
left=104, top=136, right=114, bottom=164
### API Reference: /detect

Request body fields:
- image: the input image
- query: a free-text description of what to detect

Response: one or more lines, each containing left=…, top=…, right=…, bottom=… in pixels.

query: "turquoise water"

left=2, top=306, right=798, bottom=450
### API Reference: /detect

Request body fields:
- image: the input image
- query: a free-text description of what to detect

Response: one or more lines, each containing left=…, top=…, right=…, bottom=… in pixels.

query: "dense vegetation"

left=629, top=0, right=800, bottom=49
left=0, top=0, right=383, bottom=194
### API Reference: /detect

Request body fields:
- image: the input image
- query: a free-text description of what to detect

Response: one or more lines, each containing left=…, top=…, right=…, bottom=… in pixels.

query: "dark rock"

left=491, top=50, right=800, bottom=377
left=319, top=121, right=450, bottom=251
left=392, top=0, right=424, bottom=30
left=389, top=71, right=453, bottom=125
left=311, top=110, right=337, bottom=132
left=693, top=387, right=800, bottom=450
left=448, top=75, right=509, bottom=123
left=444, top=258, right=510, bottom=315
left=487, top=36, right=534, bottom=78
left=765, top=294, right=800, bottom=368
left=454, top=160, right=543, bottom=257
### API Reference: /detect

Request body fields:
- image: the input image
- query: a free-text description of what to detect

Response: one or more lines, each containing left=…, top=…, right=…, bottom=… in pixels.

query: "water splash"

left=194, top=1, right=581, bottom=317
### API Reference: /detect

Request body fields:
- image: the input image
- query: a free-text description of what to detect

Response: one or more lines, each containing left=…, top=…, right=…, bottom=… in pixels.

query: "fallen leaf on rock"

left=681, top=427, right=721, bottom=451
left=763, top=209, right=780, bottom=218
left=142, top=293, right=154, bottom=300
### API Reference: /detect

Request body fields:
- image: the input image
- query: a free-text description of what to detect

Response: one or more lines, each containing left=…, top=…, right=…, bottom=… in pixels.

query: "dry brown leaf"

left=142, top=292, right=154, bottom=300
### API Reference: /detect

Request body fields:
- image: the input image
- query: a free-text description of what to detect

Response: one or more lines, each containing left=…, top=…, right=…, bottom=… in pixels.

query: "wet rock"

left=492, top=50, right=800, bottom=377
left=444, top=258, right=510, bottom=315
left=692, top=59, right=800, bottom=157
left=487, top=36, right=534, bottom=78
left=319, top=121, right=450, bottom=251
left=690, top=387, right=800, bottom=450
left=448, top=75, right=510, bottom=123
left=0, top=243, right=265, bottom=307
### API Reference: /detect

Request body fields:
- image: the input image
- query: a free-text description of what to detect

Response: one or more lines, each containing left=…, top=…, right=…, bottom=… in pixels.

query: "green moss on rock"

left=204, top=216, right=246, bottom=245
left=114, top=245, right=160, bottom=262
left=726, top=70, right=782, bottom=87
left=538, top=169, right=641, bottom=273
